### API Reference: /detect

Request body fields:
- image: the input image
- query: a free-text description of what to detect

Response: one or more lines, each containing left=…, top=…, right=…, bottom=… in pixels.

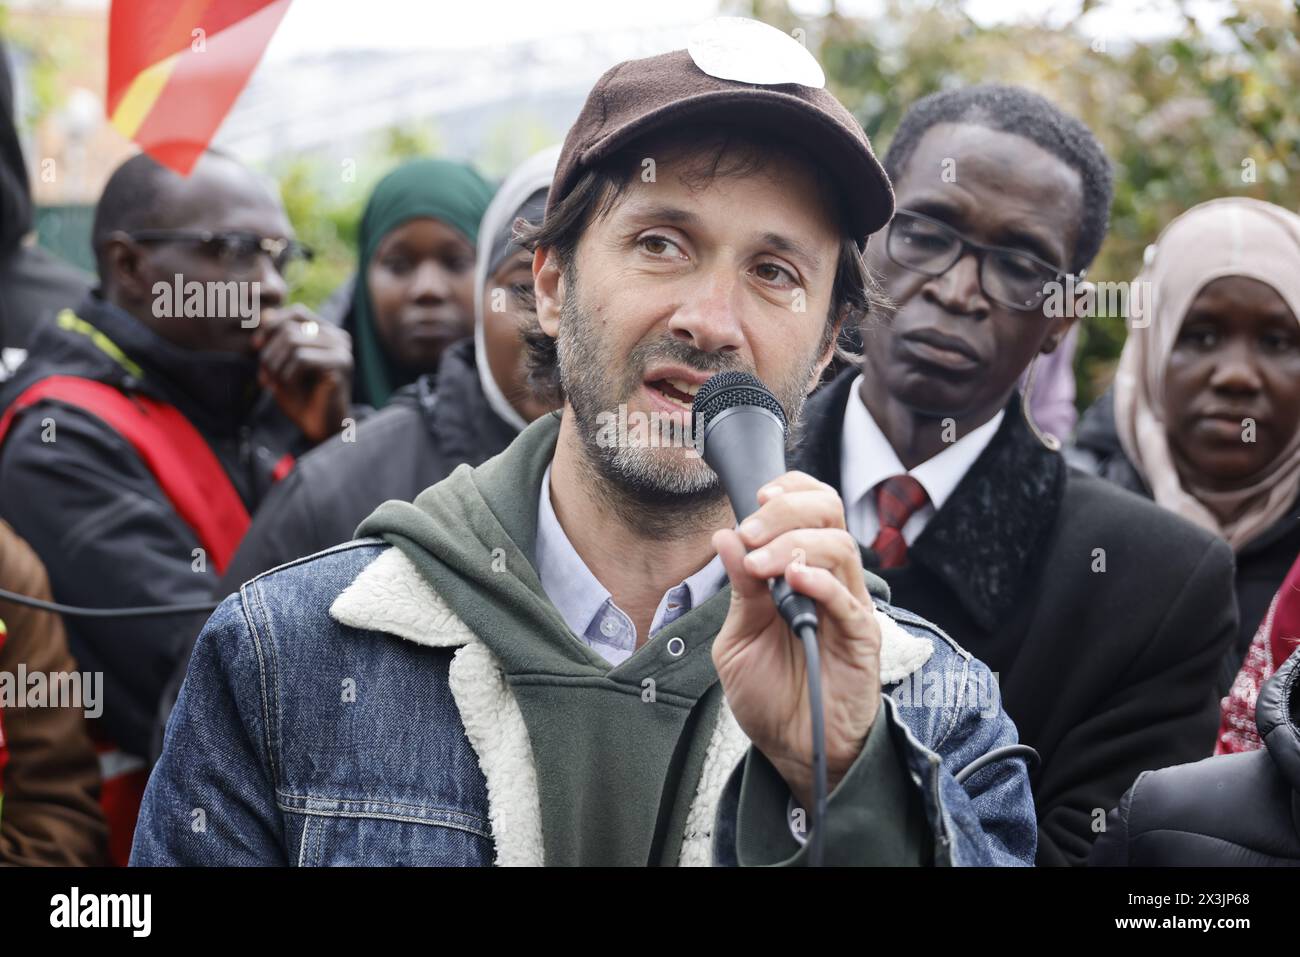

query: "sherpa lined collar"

left=329, top=543, right=934, bottom=684
left=329, top=543, right=934, bottom=866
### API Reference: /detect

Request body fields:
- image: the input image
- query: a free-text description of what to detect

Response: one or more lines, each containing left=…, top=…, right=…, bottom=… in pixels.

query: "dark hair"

left=883, top=84, right=1113, bottom=274
left=91, top=146, right=240, bottom=277
left=514, top=125, right=880, bottom=405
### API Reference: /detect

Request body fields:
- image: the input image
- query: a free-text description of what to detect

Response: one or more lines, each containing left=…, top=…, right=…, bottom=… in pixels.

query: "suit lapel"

left=796, top=369, right=1066, bottom=633
left=908, top=399, right=1065, bottom=632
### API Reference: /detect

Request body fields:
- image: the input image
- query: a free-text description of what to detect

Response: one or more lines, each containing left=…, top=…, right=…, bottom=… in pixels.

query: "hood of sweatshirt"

left=354, top=412, right=733, bottom=864
left=349, top=411, right=931, bottom=864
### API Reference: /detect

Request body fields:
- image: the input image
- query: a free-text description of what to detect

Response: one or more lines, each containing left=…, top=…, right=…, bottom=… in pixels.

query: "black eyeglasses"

left=126, top=229, right=314, bottom=277
left=885, top=209, right=1074, bottom=312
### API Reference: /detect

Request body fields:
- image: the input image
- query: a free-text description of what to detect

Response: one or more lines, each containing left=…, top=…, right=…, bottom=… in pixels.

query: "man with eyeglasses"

left=0, top=148, right=354, bottom=859
left=793, top=85, right=1237, bottom=865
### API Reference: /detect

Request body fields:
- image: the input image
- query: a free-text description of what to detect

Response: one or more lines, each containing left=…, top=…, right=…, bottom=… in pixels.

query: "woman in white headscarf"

left=1070, top=197, right=1300, bottom=695
left=474, top=145, right=563, bottom=429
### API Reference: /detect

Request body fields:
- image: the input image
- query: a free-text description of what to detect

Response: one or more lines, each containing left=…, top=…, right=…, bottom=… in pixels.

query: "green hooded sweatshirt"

left=356, top=412, right=927, bottom=866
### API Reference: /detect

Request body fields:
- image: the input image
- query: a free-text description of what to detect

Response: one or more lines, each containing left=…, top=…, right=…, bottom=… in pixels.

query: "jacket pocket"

left=281, top=794, right=493, bottom=866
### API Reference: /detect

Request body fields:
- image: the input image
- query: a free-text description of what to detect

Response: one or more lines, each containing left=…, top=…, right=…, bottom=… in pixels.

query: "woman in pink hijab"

left=1070, top=197, right=1300, bottom=698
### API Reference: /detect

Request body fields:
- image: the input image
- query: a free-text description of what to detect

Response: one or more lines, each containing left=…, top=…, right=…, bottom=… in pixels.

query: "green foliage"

left=2, top=7, right=70, bottom=125
left=752, top=0, right=1300, bottom=407
left=269, top=122, right=446, bottom=310
left=478, top=112, right=557, bottom=179
left=274, top=158, right=360, bottom=309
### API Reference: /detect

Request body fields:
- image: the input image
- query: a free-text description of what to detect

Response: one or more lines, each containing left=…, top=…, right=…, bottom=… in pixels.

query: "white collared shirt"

left=840, top=373, right=1004, bottom=548
left=534, top=464, right=727, bottom=666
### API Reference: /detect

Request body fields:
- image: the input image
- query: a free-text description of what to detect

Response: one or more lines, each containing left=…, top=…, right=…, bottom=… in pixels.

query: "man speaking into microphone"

left=134, top=18, right=1034, bottom=867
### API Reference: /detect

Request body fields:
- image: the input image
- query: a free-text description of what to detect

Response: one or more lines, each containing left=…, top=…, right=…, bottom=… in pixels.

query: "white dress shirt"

left=535, top=465, right=727, bottom=666
left=840, top=373, right=1004, bottom=548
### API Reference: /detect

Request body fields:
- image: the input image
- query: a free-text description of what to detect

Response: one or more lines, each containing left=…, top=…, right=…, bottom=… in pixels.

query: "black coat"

left=0, top=245, right=92, bottom=352
left=1069, top=388, right=1300, bottom=695
left=793, top=368, right=1238, bottom=866
left=1090, top=647, right=1300, bottom=866
left=0, top=293, right=307, bottom=757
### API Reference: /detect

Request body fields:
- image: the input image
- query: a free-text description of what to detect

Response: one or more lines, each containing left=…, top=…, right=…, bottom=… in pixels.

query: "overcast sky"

left=10, top=0, right=1235, bottom=58
left=257, top=0, right=1232, bottom=58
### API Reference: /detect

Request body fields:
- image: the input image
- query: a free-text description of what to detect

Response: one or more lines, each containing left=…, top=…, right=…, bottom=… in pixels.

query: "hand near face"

left=711, top=470, right=882, bottom=810
left=252, top=305, right=354, bottom=444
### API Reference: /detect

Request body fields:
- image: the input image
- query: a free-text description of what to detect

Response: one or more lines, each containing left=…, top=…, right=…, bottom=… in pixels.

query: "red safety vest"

left=0, top=374, right=293, bottom=864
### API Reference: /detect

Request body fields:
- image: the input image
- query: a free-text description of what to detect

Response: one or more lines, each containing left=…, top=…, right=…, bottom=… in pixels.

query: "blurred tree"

left=747, top=0, right=1300, bottom=410
left=270, top=121, right=446, bottom=310
left=274, top=156, right=363, bottom=310
left=479, top=112, right=557, bottom=180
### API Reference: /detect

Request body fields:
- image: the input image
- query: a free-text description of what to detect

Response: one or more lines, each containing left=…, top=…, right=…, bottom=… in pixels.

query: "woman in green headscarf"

left=346, top=158, right=495, bottom=407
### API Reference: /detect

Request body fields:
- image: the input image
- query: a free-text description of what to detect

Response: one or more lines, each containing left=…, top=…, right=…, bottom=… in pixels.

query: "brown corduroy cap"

left=546, top=41, right=895, bottom=244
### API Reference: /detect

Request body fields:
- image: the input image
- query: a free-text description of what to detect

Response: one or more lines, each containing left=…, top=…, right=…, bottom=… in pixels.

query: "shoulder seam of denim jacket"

left=239, top=581, right=284, bottom=791
left=240, top=536, right=387, bottom=588
left=878, top=599, right=975, bottom=663
left=932, top=656, right=973, bottom=752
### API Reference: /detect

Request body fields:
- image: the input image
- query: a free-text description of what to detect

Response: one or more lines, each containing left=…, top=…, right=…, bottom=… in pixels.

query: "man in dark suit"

left=794, top=85, right=1237, bottom=865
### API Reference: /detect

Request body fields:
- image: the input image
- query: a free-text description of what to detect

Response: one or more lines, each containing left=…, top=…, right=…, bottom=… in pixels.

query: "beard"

left=554, top=274, right=825, bottom=534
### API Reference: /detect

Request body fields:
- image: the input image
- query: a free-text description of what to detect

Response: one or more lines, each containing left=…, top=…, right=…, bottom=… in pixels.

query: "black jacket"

left=0, top=293, right=307, bottom=758
left=217, top=337, right=521, bottom=591
left=0, top=245, right=93, bottom=353
left=1069, top=388, right=1300, bottom=695
left=1090, top=647, right=1300, bottom=866
left=793, top=368, right=1238, bottom=866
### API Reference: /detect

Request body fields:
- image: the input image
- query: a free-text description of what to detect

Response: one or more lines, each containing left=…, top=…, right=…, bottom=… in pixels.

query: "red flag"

left=107, top=0, right=292, bottom=175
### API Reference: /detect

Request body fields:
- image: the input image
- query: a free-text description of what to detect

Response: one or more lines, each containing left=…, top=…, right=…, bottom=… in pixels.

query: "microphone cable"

left=0, top=587, right=221, bottom=618
left=954, top=744, right=1040, bottom=785
left=795, top=620, right=827, bottom=867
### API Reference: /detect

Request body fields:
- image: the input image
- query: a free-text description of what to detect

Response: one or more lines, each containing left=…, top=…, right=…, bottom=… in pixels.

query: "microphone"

left=694, top=371, right=818, bottom=634
left=696, top=370, right=828, bottom=864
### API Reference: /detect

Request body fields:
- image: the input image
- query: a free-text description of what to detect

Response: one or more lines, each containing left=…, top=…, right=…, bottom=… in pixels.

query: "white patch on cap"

left=687, top=17, right=826, bottom=89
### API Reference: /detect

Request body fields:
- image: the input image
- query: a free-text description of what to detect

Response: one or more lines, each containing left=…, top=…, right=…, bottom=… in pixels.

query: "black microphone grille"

left=694, top=371, right=787, bottom=435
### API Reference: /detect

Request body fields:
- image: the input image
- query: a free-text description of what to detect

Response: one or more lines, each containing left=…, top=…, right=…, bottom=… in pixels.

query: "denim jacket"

left=131, top=539, right=1036, bottom=866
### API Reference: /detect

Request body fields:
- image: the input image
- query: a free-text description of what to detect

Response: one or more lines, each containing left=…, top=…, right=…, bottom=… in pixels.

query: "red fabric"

left=93, top=741, right=148, bottom=868
left=109, top=0, right=292, bottom=174
left=1216, top=551, right=1300, bottom=754
left=271, top=451, right=296, bottom=483
left=1270, top=557, right=1300, bottom=666
left=869, top=474, right=930, bottom=569
left=0, top=375, right=262, bottom=864
left=0, top=376, right=251, bottom=572
left=0, top=375, right=297, bottom=860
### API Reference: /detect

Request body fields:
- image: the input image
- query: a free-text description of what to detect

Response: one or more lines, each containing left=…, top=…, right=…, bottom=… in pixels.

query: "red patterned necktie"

left=868, top=475, right=930, bottom=568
